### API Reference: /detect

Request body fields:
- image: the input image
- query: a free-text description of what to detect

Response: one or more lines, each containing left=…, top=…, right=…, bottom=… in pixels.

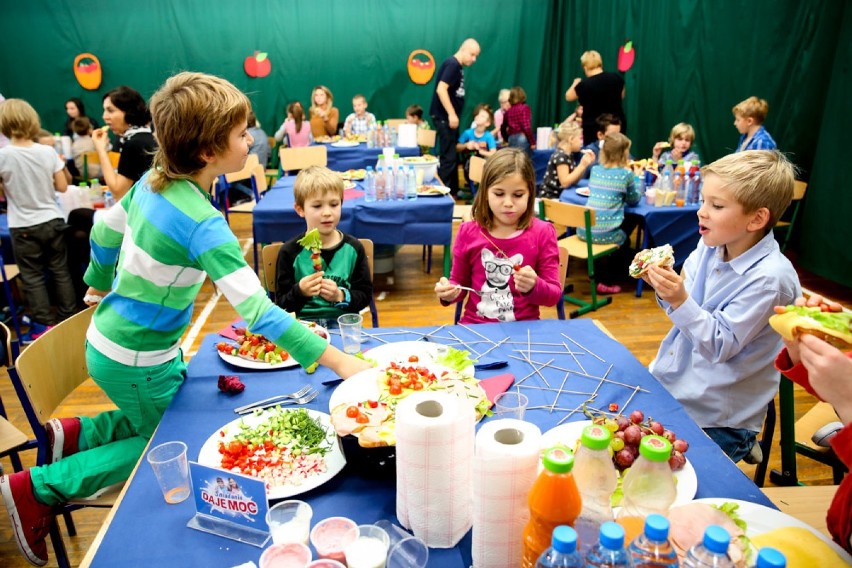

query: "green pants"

left=31, top=344, right=186, bottom=506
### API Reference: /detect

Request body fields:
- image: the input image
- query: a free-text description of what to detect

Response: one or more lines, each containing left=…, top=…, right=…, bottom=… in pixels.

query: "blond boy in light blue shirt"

left=643, top=150, right=800, bottom=463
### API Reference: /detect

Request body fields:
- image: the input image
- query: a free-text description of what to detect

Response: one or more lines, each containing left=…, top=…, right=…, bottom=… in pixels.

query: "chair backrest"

left=262, top=242, right=284, bottom=294
left=539, top=198, right=596, bottom=230
left=793, top=180, right=808, bottom=201
left=557, top=245, right=569, bottom=289
left=14, top=307, right=94, bottom=424
left=469, top=155, right=486, bottom=184
left=359, top=238, right=374, bottom=280
left=416, top=129, right=437, bottom=149
left=385, top=118, right=407, bottom=128
left=280, top=145, right=328, bottom=172
left=223, top=154, right=260, bottom=184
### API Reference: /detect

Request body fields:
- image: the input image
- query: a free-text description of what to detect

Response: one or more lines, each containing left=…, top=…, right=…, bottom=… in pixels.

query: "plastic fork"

left=233, top=384, right=313, bottom=414
left=235, top=389, right=318, bottom=414
left=455, top=285, right=482, bottom=296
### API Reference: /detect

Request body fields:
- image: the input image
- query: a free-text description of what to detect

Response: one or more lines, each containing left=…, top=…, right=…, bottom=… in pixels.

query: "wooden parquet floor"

left=1, top=211, right=849, bottom=567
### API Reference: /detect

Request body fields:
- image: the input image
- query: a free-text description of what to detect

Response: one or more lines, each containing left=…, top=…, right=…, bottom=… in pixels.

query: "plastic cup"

left=306, top=561, right=346, bottom=568
left=267, top=500, right=313, bottom=545
left=343, top=524, right=390, bottom=568
left=259, top=542, right=312, bottom=568
left=493, top=391, right=529, bottom=420
left=645, top=189, right=655, bottom=205
left=146, top=441, right=190, bottom=504
left=375, top=520, right=429, bottom=568
left=310, top=516, right=358, bottom=562
left=654, top=189, right=666, bottom=207
left=675, top=198, right=685, bottom=207
left=337, top=313, right=363, bottom=354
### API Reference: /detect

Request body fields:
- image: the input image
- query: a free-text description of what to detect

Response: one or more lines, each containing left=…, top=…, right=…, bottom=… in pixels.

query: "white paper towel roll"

left=472, top=419, right=542, bottom=568
left=395, top=391, right=475, bottom=548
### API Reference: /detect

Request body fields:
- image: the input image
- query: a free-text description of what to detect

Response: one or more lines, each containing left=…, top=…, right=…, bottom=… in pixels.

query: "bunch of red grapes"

left=591, top=409, right=689, bottom=472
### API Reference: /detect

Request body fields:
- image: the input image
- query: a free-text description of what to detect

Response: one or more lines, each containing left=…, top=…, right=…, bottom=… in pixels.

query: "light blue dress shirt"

left=650, top=232, right=800, bottom=432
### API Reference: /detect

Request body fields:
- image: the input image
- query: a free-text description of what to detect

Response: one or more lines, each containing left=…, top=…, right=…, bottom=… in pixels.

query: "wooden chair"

left=753, top=399, right=776, bottom=487
left=416, top=129, right=437, bottom=150
left=266, top=138, right=281, bottom=186
left=769, top=375, right=848, bottom=486
left=538, top=198, right=619, bottom=318
left=0, top=251, right=22, bottom=356
left=774, top=180, right=808, bottom=252
left=7, top=307, right=121, bottom=567
left=81, top=151, right=120, bottom=181
left=261, top=241, right=378, bottom=327
left=279, top=145, right=327, bottom=176
left=466, top=155, right=486, bottom=199
left=385, top=118, right=407, bottom=128
left=453, top=245, right=569, bottom=323
left=0, top=321, right=34, bottom=473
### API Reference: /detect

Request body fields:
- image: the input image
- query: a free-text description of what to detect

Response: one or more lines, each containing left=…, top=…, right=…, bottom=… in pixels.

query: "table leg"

left=443, top=245, right=451, bottom=278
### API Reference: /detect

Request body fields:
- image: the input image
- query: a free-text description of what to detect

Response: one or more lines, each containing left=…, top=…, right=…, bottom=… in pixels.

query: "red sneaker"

left=0, top=471, right=54, bottom=566
left=45, top=418, right=81, bottom=464
left=596, top=283, right=622, bottom=295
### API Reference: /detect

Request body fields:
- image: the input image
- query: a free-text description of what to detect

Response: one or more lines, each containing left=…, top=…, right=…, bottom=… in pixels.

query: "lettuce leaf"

left=434, top=347, right=477, bottom=371
left=297, top=228, right=323, bottom=251
left=712, top=501, right=754, bottom=565
left=784, top=305, right=852, bottom=335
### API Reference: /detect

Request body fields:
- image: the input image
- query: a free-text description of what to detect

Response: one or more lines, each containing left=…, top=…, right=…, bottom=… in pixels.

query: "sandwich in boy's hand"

left=629, top=244, right=675, bottom=278
left=769, top=304, right=852, bottom=351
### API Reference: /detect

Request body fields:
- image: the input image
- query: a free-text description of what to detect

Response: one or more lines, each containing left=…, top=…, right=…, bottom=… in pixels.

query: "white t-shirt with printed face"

left=0, top=144, right=65, bottom=228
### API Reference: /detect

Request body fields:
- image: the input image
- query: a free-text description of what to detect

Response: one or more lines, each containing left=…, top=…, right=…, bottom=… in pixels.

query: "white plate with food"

left=576, top=188, right=591, bottom=197
left=339, top=169, right=367, bottom=181
left=417, top=184, right=451, bottom=197
left=331, top=140, right=360, bottom=148
left=343, top=180, right=357, bottom=191
left=403, top=156, right=439, bottom=165
left=197, top=407, right=346, bottom=500
left=363, top=341, right=475, bottom=376
left=216, top=322, right=330, bottom=370
left=692, top=498, right=852, bottom=565
left=541, top=420, right=697, bottom=506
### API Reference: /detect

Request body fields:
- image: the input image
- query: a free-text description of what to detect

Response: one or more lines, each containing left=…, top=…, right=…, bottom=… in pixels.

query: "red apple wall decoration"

left=244, top=51, right=271, bottom=78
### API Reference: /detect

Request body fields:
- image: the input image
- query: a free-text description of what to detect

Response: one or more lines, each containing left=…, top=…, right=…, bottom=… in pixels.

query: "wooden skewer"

left=515, top=358, right=555, bottom=386
left=561, top=333, right=606, bottom=362
left=549, top=371, right=571, bottom=413
left=563, top=341, right=587, bottom=375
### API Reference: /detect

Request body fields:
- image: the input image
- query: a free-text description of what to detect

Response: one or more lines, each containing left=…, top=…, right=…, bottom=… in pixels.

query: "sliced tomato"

left=345, top=405, right=359, bottom=418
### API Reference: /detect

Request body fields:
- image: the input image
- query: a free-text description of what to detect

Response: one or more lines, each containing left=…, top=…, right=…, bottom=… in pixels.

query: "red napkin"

left=479, top=373, right=515, bottom=407
left=218, top=318, right=243, bottom=340
left=344, top=188, right=365, bottom=200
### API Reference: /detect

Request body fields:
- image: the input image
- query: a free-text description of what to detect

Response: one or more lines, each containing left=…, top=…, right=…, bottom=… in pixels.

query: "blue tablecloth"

left=88, top=319, right=773, bottom=567
left=322, top=144, right=419, bottom=171
left=255, top=178, right=454, bottom=248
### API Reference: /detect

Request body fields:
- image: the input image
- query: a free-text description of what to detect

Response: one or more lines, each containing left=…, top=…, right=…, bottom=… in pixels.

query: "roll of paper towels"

left=395, top=391, right=475, bottom=548
left=471, top=419, right=542, bottom=568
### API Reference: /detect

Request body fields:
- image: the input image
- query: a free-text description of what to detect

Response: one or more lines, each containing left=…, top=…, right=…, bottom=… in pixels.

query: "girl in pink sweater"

left=435, top=148, right=562, bottom=323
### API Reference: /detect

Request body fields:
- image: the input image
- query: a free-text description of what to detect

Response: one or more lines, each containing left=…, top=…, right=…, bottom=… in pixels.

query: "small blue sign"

left=189, top=462, right=269, bottom=532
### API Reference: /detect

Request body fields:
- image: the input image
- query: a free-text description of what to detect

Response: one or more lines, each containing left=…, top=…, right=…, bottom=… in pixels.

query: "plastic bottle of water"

left=53, top=133, right=63, bottom=157
left=535, top=525, right=583, bottom=568
left=682, top=525, right=734, bottom=568
left=585, top=522, right=631, bottom=568
left=366, top=125, right=375, bottom=148
left=364, top=166, right=376, bottom=202
left=627, top=514, right=678, bottom=566
left=572, top=424, right=617, bottom=555
left=663, top=159, right=674, bottom=177
left=103, top=190, right=115, bottom=209
left=683, top=173, right=694, bottom=205
left=390, top=125, right=398, bottom=147
left=375, top=166, right=386, bottom=201
left=89, top=179, right=103, bottom=206
left=755, top=547, right=786, bottom=568
left=619, top=435, right=676, bottom=519
left=673, top=171, right=684, bottom=205
left=405, top=165, right=417, bottom=200
left=384, top=166, right=395, bottom=201
left=384, top=123, right=391, bottom=147
left=395, top=166, right=406, bottom=200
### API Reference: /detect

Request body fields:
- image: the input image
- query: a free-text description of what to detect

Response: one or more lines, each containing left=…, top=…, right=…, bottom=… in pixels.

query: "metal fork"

left=235, top=390, right=318, bottom=414
left=455, top=285, right=482, bottom=296
left=233, top=384, right=313, bottom=414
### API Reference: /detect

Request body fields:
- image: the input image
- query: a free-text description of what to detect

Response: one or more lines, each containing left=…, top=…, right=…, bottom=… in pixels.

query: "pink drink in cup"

left=259, top=542, right=311, bottom=568
left=310, top=517, right=358, bottom=562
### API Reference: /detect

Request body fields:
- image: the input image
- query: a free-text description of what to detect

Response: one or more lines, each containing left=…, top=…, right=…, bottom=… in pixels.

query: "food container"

left=340, top=434, right=397, bottom=478
left=402, top=156, right=439, bottom=183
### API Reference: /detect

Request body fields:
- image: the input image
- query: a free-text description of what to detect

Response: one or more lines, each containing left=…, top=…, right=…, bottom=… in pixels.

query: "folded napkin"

left=217, top=318, right=244, bottom=340
left=344, top=188, right=365, bottom=200
left=473, top=356, right=508, bottom=370
left=478, top=373, right=515, bottom=407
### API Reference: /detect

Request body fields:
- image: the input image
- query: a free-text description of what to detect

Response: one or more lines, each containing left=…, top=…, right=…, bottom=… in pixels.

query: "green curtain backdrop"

left=0, top=0, right=848, bottom=285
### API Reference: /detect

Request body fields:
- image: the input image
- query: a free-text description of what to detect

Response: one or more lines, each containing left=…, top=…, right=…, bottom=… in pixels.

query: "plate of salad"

left=215, top=321, right=330, bottom=370
left=363, top=341, right=476, bottom=377
left=198, top=407, right=346, bottom=500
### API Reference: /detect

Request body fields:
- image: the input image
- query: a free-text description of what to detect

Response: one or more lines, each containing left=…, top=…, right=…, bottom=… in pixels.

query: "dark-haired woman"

left=63, top=97, right=99, bottom=138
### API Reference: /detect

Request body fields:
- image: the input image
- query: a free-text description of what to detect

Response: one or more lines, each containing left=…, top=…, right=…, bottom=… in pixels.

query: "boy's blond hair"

left=352, top=94, right=367, bottom=104
left=600, top=132, right=631, bottom=167
left=703, top=150, right=794, bottom=232
left=732, top=96, right=769, bottom=124
left=497, top=89, right=511, bottom=104
left=555, top=120, right=582, bottom=144
left=0, top=99, right=40, bottom=140
left=580, top=50, right=603, bottom=70
left=293, top=165, right=344, bottom=207
left=471, top=148, right=536, bottom=231
left=148, top=72, right=250, bottom=192
left=669, top=122, right=695, bottom=145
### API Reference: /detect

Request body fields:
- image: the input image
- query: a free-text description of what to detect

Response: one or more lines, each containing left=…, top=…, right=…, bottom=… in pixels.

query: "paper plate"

left=417, top=185, right=451, bottom=197
left=197, top=408, right=345, bottom=500
left=576, top=188, right=591, bottom=197
left=217, top=322, right=330, bottom=370
left=363, top=340, right=475, bottom=376
left=331, top=140, right=359, bottom=148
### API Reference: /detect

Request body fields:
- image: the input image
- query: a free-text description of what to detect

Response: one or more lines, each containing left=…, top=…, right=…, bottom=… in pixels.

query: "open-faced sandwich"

left=629, top=244, right=675, bottom=278
left=769, top=304, right=852, bottom=350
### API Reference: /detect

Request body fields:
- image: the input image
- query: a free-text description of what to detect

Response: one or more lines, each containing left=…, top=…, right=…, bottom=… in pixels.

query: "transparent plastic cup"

left=259, top=542, right=312, bottom=568
left=267, top=500, right=313, bottom=545
left=310, top=516, right=358, bottom=562
left=343, top=524, right=390, bottom=568
left=337, top=313, right=363, bottom=354
left=306, top=561, right=345, bottom=568
left=146, top=441, right=190, bottom=504
left=375, top=520, right=429, bottom=568
left=493, top=391, right=529, bottom=420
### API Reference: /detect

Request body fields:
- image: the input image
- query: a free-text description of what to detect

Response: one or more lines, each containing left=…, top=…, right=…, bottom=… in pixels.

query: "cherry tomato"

left=250, top=336, right=260, bottom=346
left=368, top=400, right=379, bottom=408
left=228, top=441, right=244, bottom=455
left=345, top=406, right=359, bottom=418
left=389, top=384, right=403, bottom=395
left=265, top=343, right=275, bottom=352
left=412, top=381, right=424, bottom=390
left=408, top=355, right=419, bottom=363
left=513, top=264, right=522, bottom=272
left=355, top=412, right=371, bottom=424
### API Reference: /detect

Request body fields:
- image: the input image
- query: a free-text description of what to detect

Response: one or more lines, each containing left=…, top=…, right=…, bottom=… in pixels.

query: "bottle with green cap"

left=572, top=424, right=618, bottom=554
left=619, top=435, right=676, bottom=519
left=521, top=446, right=582, bottom=568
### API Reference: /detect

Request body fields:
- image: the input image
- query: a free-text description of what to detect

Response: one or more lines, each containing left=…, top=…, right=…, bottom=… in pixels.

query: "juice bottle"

left=521, top=446, right=582, bottom=568
left=618, top=435, right=676, bottom=520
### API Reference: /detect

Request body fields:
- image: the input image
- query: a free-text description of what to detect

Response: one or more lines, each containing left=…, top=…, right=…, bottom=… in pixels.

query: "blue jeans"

left=704, top=427, right=758, bottom=463
left=508, top=133, right=531, bottom=155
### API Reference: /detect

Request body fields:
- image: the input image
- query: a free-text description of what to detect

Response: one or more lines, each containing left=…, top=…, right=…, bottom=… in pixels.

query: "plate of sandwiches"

left=417, top=184, right=451, bottom=197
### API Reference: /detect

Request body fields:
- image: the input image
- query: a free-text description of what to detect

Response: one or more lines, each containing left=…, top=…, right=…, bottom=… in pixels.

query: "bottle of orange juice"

left=521, top=446, right=582, bottom=568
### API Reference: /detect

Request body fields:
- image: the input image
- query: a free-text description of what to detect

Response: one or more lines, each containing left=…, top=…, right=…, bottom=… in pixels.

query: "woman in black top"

left=565, top=50, right=627, bottom=146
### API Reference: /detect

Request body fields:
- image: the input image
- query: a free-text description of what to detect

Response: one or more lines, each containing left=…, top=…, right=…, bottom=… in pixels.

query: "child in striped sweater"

left=578, top=132, right=641, bottom=294
left=0, top=72, right=370, bottom=567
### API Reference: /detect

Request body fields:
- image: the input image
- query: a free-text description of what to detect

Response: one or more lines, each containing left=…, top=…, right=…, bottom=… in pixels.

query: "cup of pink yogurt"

left=306, top=561, right=346, bottom=568
left=310, top=516, right=358, bottom=562
left=259, top=542, right=312, bottom=568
